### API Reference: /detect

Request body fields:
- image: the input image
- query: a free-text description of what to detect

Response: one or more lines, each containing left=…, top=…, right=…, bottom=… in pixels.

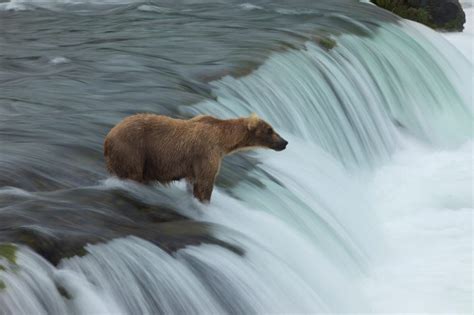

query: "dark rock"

left=56, top=285, right=72, bottom=300
left=0, top=185, right=244, bottom=266
left=314, top=36, right=337, bottom=50
left=371, top=0, right=466, bottom=31
left=430, top=0, right=465, bottom=30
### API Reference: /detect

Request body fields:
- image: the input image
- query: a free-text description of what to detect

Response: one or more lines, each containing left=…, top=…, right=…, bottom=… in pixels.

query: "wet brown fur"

left=104, top=113, right=287, bottom=202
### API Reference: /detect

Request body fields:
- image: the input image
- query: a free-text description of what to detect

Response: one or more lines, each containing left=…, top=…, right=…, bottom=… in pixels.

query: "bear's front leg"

left=192, top=155, right=221, bottom=203
left=193, top=180, right=214, bottom=203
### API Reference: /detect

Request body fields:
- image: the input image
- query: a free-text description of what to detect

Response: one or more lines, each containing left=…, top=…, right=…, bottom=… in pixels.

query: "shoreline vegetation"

left=371, top=0, right=466, bottom=31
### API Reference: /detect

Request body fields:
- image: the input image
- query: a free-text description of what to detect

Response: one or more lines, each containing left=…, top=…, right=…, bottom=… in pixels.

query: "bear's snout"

left=273, top=138, right=288, bottom=151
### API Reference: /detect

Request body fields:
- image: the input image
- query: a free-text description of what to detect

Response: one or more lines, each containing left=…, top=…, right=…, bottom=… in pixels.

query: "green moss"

left=0, top=280, right=5, bottom=290
left=0, top=244, right=17, bottom=265
left=0, top=265, right=5, bottom=271
left=442, top=14, right=465, bottom=31
left=318, top=37, right=336, bottom=50
left=370, top=0, right=464, bottom=31
left=371, top=0, right=432, bottom=24
left=78, top=247, right=88, bottom=257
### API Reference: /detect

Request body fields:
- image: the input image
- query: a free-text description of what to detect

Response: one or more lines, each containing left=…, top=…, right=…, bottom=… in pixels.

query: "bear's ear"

left=247, top=113, right=260, bottom=130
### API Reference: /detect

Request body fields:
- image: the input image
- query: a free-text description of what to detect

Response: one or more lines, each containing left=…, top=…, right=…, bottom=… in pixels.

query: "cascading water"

left=0, top=0, right=472, bottom=314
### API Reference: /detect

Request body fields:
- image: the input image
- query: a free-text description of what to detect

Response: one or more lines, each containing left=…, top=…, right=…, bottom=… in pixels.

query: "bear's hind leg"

left=105, top=139, right=145, bottom=183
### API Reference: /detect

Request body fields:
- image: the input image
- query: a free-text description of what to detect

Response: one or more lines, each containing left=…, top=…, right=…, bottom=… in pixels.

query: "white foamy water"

left=0, top=2, right=472, bottom=314
left=49, top=56, right=70, bottom=65
left=239, top=3, right=263, bottom=11
left=443, top=7, right=474, bottom=62
left=361, top=136, right=473, bottom=313
left=443, top=6, right=474, bottom=97
left=359, top=11, right=473, bottom=313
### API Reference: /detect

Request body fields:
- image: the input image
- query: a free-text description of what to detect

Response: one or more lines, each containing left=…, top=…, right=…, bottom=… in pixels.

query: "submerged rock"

left=371, top=0, right=466, bottom=31
left=0, top=186, right=243, bottom=266
left=318, top=37, right=337, bottom=50
left=0, top=243, right=17, bottom=291
left=0, top=243, right=17, bottom=265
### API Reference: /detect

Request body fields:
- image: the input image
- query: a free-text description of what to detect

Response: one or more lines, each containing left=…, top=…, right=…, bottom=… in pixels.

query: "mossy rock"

left=15, top=229, right=91, bottom=265
left=370, top=0, right=465, bottom=31
left=0, top=185, right=244, bottom=266
left=0, top=244, right=17, bottom=265
left=0, top=280, right=5, bottom=290
left=318, top=37, right=337, bottom=50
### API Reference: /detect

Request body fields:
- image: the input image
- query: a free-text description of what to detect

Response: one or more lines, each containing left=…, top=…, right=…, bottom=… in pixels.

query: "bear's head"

left=246, top=113, right=288, bottom=151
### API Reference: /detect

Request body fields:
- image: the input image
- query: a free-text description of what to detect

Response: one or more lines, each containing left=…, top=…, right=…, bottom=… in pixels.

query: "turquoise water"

left=0, top=1, right=472, bottom=313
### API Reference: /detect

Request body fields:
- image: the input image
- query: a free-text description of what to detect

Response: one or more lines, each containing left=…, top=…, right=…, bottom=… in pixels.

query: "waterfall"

left=185, top=22, right=471, bottom=168
left=0, top=1, right=472, bottom=314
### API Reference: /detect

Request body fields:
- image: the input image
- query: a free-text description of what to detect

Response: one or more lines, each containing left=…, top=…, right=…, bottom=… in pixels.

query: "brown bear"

left=103, top=113, right=288, bottom=202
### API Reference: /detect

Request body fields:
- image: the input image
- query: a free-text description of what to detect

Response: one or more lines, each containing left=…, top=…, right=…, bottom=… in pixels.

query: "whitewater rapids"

left=0, top=0, right=472, bottom=314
